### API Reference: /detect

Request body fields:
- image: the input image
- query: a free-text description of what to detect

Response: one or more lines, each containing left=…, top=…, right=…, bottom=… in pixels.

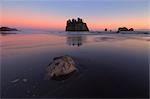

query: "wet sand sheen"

left=1, top=32, right=149, bottom=98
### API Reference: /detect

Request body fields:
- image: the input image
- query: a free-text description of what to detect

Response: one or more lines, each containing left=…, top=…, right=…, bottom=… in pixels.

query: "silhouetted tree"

left=67, top=19, right=71, bottom=25
left=129, top=28, right=134, bottom=31
left=72, top=19, right=75, bottom=23
left=77, top=18, right=80, bottom=22
left=105, top=28, right=107, bottom=31
left=77, top=18, right=83, bottom=23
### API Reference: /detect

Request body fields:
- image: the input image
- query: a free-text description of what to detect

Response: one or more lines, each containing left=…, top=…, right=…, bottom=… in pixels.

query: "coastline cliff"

left=66, top=18, right=89, bottom=31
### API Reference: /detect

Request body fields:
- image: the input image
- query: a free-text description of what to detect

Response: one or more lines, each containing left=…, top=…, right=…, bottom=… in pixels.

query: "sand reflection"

left=66, top=35, right=86, bottom=47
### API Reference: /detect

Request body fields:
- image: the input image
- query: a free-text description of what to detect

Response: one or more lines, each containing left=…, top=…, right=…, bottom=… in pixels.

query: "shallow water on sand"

left=1, top=32, right=149, bottom=98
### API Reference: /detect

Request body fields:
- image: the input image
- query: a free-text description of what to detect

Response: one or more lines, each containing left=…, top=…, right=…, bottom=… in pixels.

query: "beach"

left=1, top=31, right=149, bottom=98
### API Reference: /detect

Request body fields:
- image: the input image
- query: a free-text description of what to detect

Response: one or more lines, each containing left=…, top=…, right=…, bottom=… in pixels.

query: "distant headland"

left=0, top=27, right=18, bottom=31
left=66, top=18, right=89, bottom=31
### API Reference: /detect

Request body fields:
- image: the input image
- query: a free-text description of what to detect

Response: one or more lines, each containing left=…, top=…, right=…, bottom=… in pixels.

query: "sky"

left=1, top=0, right=150, bottom=30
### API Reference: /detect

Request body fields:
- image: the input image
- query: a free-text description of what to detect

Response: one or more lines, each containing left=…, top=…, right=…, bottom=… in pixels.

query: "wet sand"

left=1, top=32, right=149, bottom=98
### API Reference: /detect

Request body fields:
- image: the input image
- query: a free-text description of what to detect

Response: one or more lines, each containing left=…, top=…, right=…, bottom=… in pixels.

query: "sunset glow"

left=1, top=0, right=149, bottom=30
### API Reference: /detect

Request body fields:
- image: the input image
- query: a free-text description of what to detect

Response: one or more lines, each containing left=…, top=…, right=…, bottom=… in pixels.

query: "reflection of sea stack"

left=67, top=35, right=86, bottom=47
left=66, top=18, right=89, bottom=31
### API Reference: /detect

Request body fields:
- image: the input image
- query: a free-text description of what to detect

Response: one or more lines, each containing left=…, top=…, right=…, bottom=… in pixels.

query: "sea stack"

left=117, top=27, right=134, bottom=33
left=66, top=18, right=89, bottom=31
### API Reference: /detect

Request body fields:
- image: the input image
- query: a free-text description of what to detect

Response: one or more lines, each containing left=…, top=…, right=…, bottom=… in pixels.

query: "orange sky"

left=1, top=7, right=150, bottom=30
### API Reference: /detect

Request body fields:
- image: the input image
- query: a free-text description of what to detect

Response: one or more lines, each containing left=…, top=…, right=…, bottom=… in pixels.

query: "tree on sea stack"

left=105, top=28, right=108, bottom=31
left=66, top=18, right=89, bottom=31
left=129, top=28, right=134, bottom=31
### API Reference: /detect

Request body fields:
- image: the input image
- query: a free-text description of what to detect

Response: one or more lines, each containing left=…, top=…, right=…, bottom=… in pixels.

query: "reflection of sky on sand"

left=66, top=35, right=86, bottom=47
left=94, top=36, right=127, bottom=42
left=1, top=33, right=149, bottom=57
left=1, top=34, right=66, bottom=57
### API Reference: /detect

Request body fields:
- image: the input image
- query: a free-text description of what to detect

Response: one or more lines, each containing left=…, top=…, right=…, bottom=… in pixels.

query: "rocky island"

left=0, top=27, right=18, bottom=31
left=66, top=18, right=89, bottom=31
left=117, top=27, right=134, bottom=33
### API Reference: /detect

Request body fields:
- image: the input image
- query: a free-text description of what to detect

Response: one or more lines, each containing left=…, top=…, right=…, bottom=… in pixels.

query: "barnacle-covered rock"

left=47, top=55, right=77, bottom=79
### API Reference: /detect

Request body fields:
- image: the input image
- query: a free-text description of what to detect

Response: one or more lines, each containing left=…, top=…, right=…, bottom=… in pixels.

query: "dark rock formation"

left=0, top=27, right=18, bottom=31
left=66, top=18, right=89, bottom=31
left=118, top=27, right=128, bottom=31
left=117, top=27, right=134, bottom=33
left=47, top=55, right=77, bottom=80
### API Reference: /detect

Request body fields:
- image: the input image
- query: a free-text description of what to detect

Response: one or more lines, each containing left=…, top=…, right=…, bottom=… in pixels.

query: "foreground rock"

left=0, top=27, right=18, bottom=31
left=66, top=18, right=89, bottom=31
left=47, top=55, right=77, bottom=80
